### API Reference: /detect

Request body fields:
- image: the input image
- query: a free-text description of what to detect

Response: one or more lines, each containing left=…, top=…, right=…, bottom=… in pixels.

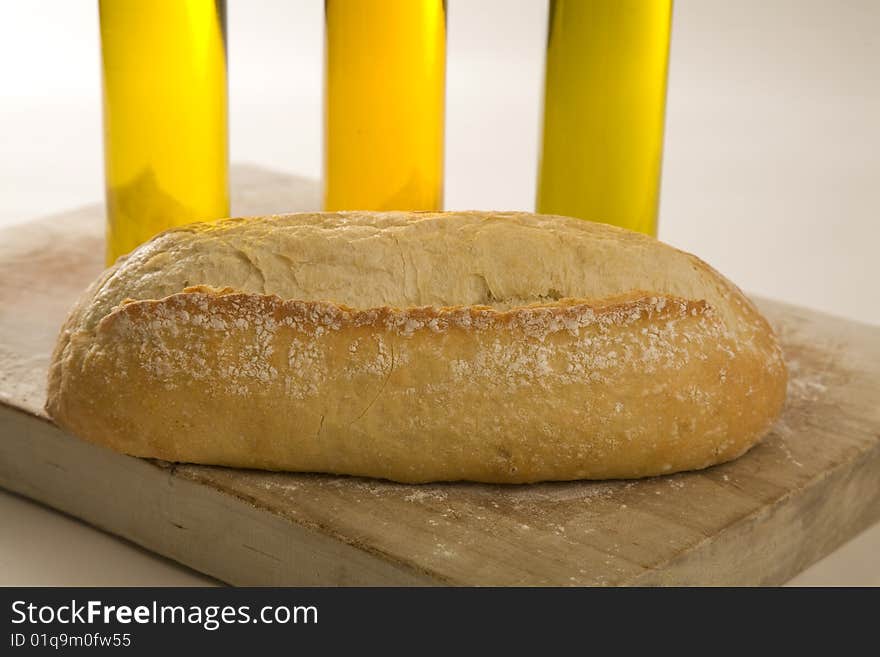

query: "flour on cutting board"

left=785, top=358, right=829, bottom=402
left=250, top=469, right=635, bottom=511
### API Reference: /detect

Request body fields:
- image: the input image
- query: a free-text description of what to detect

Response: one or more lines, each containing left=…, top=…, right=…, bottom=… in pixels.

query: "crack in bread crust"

left=110, top=285, right=715, bottom=338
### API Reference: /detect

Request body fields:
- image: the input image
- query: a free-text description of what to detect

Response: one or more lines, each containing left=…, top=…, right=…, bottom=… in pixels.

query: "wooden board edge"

left=755, top=296, right=880, bottom=336
left=627, top=436, right=880, bottom=585
left=0, top=404, right=440, bottom=586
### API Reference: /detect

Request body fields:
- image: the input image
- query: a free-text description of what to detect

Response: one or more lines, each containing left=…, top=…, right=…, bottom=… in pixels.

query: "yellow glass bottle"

left=324, top=0, right=446, bottom=211
left=99, top=0, right=229, bottom=264
left=537, top=0, right=672, bottom=236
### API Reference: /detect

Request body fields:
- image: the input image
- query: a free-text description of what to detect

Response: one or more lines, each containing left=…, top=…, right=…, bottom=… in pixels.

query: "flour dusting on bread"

left=47, top=211, right=787, bottom=483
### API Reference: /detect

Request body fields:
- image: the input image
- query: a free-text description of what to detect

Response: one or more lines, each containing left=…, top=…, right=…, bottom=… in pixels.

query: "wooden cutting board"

left=1, top=165, right=879, bottom=586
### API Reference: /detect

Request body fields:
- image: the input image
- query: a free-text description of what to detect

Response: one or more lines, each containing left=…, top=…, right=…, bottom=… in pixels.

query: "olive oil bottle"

left=99, top=0, right=229, bottom=264
left=324, top=0, right=446, bottom=211
left=537, top=0, right=672, bottom=236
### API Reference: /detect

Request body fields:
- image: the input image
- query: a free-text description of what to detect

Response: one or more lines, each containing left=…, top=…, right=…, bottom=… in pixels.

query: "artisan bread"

left=46, top=211, right=787, bottom=483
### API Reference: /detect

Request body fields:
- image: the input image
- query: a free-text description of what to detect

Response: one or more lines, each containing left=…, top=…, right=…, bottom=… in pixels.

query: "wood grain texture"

left=1, top=165, right=878, bottom=585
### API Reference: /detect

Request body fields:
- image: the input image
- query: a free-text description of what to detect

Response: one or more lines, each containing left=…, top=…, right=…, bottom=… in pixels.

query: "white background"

left=0, top=0, right=878, bottom=585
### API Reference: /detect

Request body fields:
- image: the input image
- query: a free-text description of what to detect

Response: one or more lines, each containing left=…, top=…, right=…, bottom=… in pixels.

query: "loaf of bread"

left=46, top=211, right=787, bottom=483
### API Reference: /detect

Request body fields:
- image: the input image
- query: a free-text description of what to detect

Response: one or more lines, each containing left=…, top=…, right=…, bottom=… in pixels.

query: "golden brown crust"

left=46, top=211, right=787, bottom=483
